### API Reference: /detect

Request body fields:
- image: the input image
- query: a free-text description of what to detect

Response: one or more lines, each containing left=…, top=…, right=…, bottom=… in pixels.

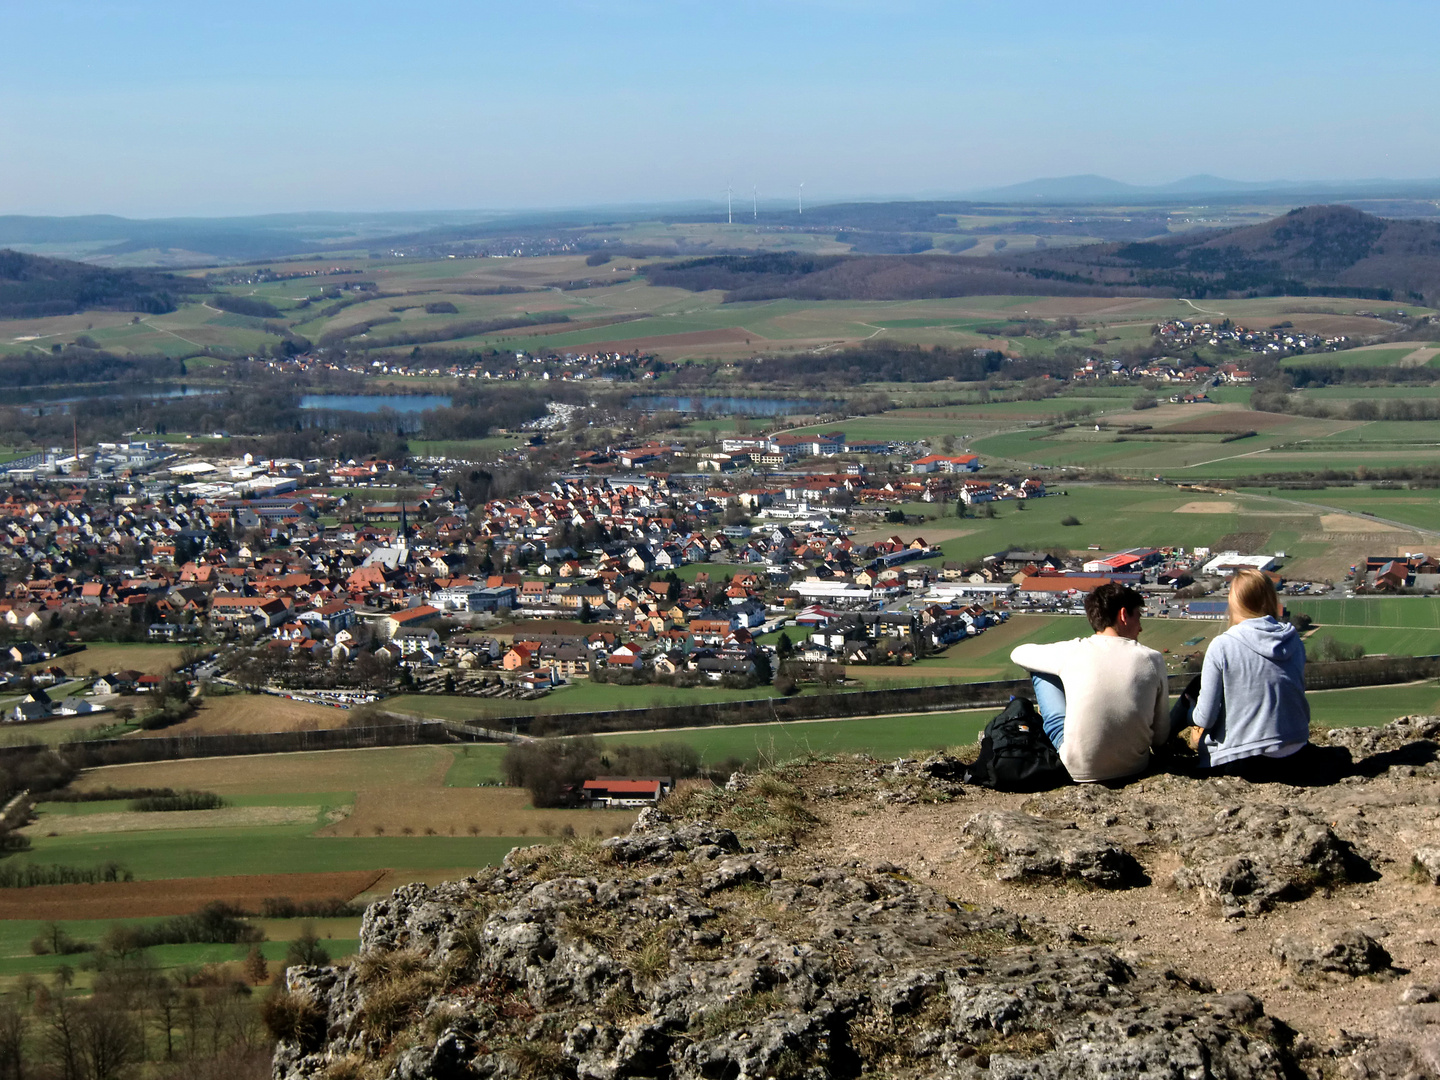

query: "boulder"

left=962, top=810, right=1144, bottom=888
left=1413, top=848, right=1440, bottom=885
left=1272, top=929, right=1393, bottom=977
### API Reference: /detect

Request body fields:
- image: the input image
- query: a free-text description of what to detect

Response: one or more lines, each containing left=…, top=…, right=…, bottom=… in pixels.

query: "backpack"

left=965, top=696, right=1071, bottom=792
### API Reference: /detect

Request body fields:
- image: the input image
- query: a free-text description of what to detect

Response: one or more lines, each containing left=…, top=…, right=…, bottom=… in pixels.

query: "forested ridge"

left=0, top=249, right=202, bottom=318
left=645, top=207, right=1440, bottom=305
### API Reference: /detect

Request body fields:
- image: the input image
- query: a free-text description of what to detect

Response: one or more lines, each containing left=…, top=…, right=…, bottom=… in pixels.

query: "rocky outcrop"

left=271, top=716, right=1440, bottom=1080
left=976, top=775, right=1377, bottom=917
left=960, top=810, right=1144, bottom=887
left=1272, top=929, right=1394, bottom=977
left=272, top=812, right=1301, bottom=1080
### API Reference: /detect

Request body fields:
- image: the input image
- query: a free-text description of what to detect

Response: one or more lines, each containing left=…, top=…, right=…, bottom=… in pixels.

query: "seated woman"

left=1179, top=569, right=1329, bottom=782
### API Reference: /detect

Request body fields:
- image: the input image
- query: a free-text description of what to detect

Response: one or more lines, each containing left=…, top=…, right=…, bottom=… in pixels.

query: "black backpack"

left=965, top=696, right=1071, bottom=792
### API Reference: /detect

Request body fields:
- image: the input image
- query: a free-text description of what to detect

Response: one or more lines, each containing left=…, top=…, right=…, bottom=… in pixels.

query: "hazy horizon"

left=3, top=0, right=1437, bottom=218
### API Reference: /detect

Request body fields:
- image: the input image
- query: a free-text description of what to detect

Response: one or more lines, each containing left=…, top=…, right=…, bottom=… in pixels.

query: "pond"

left=12, top=384, right=222, bottom=413
left=299, top=394, right=453, bottom=413
left=629, top=395, right=836, bottom=416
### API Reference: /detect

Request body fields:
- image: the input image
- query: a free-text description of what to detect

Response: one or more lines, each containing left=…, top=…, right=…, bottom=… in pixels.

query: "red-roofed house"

left=379, top=604, right=441, bottom=639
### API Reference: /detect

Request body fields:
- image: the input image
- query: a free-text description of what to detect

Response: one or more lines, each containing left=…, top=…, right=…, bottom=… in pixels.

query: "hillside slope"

left=646, top=206, right=1440, bottom=303
left=1010, top=204, right=1440, bottom=301
left=0, top=249, right=201, bottom=318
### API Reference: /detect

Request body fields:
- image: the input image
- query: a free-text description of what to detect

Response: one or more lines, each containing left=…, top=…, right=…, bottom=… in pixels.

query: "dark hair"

left=1084, top=582, right=1144, bottom=632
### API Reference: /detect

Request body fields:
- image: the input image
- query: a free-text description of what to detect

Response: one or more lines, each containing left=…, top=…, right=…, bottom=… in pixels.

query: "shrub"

left=132, top=790, right=225, bottom=812
left=260, top=897, right=362, bottom=919
left=1060, top=515, right=1081, bottom=526
left=502, top=736, right=602, bottom=808
left=0, top=861, right=130, bottom=888
left=260, top=990, right=327, bottom=1051
left=109, top=902, right=263, bottom=948
left=1308, top=636, right=1366, bottom=663
left=30, top=922, right=89, bottom=956
left=285, top=924, right=331, bottom=967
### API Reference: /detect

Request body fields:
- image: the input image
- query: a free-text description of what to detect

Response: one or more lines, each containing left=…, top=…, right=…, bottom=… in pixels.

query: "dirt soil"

left=70, top=745, right=456, bottom=795
left=130, top=693, right=348, bottom=737
left=23, top=805, right=315, bottom=836
left=0, top=870, right=384, bottom=920
left=1151, top=411, right=1295, bottom=435
left=801, top=732, right=1440, bottom=1058
left=1174, top=500, right=1239, bottom=514
left=1319, top=513, right=1407, bottom=534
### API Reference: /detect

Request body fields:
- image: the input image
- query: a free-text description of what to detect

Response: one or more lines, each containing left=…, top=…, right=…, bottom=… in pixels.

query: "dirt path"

left=1180, top=297, right=1228, bottom=317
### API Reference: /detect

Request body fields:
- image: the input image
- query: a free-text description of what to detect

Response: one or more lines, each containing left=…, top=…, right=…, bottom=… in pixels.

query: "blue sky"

left=1, top=0, right=1435, bottom=217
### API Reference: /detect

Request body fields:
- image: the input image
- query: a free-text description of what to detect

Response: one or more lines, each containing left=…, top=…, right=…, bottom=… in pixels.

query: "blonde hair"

left=1227, top=568, right=1280, bottom=624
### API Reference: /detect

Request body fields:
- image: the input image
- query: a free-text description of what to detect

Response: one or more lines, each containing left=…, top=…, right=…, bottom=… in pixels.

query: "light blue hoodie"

left=1192, top=616, right=1309, bottom=767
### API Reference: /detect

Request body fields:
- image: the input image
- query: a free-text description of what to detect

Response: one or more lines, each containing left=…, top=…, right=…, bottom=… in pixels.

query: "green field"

left=0, top=915, right=361, bottom=984
left=854, top=484, right=1325, bottom=570
left=1285, top=597, right=1440, bottom=629
left=7, top=826, right=528, bottom=882
left=1245, top=486, right=1440, bottom=533
left=1307, top=681, right=1440, bottom=727
left=1283, top=347, right=1437, bottom=369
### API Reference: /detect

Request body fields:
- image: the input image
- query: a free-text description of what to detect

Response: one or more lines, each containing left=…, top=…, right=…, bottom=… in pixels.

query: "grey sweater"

left=1193, top=616, right=1309, bottom=767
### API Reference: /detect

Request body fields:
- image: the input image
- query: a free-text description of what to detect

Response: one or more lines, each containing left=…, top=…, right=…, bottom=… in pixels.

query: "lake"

left=299, top=394, right=453, bottom=413
left=630, top=395, right=836, bottom=416
left=13, top=384, right=222, bottom=413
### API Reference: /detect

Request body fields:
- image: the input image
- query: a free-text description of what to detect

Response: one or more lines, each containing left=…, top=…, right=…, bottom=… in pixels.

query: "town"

left=3, top=423, right=1405, bottom=727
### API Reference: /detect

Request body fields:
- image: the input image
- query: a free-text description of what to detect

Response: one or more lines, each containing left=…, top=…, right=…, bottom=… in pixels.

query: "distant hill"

left=645, top=207, right=1440, bottom=304
left=965, top=175, right=1440, bottom=203
left=1006, top=204, right=1440, bottom=301
left=0, top=249, right=203, bottom=319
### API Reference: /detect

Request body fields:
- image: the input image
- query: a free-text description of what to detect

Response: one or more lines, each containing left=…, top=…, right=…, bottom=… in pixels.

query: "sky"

left=1, top=0, right=1437, bottom=218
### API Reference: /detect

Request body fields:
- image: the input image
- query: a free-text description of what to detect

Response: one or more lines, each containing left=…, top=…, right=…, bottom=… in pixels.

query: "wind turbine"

left=798, top=182, right=804, bottom=215
left=726, top=181, right=732, bottom=225
left=752, top=186, right=757, bottom=219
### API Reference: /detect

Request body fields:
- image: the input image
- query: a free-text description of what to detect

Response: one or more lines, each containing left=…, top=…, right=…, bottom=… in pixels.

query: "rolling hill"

left=0, top=249, right=203, bottom=319
left=646, top=207, right=1440, bottom=304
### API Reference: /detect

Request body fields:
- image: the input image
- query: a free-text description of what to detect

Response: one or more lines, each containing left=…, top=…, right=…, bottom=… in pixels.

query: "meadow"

left=829, top=482, right=1394, bottom=581
left=1244, top=486, right=1440, bottom=533
left=8, top=246, right=1426, bottom=367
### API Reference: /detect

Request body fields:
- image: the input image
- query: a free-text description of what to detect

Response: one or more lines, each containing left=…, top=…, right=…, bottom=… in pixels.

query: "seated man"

left=1009, top=582, right=1169, bottom=783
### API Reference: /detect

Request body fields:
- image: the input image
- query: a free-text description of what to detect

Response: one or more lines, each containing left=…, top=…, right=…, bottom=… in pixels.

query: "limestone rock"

left=1272, top=929, right=1393, bottom=977
left=962, top=809, right=1144, bottom=887
left=271, top=815, right=1301, bottom=1080
left=1413, top=848, right=1440, bottom=885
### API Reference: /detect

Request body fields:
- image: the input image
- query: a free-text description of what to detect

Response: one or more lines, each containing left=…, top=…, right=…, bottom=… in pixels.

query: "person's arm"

left=1010, top=639, right=1076, bottom=676
left=1191, top=639, right=1225, bottom=731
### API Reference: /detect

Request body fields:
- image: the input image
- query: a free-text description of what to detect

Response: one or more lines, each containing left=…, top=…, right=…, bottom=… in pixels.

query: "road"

left=1180, top=297, right=1228, bottom=317
left=1232, top=489, right=1440, bottom=539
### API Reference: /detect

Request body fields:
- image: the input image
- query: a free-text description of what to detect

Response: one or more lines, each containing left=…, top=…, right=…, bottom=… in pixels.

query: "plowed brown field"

left=130, top=693, right=345, bottom=737
left=0, top=869, right=384, bottom=920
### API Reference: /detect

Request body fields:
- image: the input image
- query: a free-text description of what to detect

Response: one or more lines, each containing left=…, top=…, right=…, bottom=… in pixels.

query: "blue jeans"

left=1030, top=672, right=1066, bottom=750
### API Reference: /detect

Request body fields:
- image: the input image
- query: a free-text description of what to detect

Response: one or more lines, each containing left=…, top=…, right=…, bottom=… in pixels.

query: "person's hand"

left=1178, top=725, right=1204, bottom=752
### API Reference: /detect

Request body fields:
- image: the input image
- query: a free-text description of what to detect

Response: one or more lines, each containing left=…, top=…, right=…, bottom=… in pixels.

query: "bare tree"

left=0, top=1002, right=26, bottom=1080
left=74, top=998, right=143, bottom=1080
